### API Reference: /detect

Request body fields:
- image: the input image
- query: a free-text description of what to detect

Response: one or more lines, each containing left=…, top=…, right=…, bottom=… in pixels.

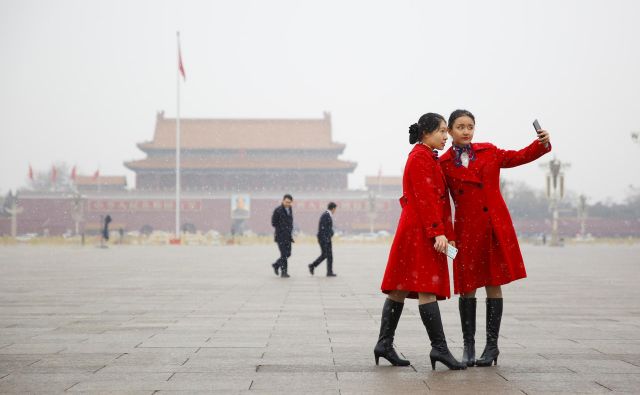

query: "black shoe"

left=308, top=263, right=315, bottom=275
left=459, top=297, right=477, bottom=367
left=271, top=263, right=280, bottom=276
left=374, top=299, right=410, bottom=366
left=419, top=302, right=466, bottom=371
left=326, top=273, right=337, bottom=277
left=476, top=298, right=503, bottom=367
left=280, top=272, right=290, bottom=278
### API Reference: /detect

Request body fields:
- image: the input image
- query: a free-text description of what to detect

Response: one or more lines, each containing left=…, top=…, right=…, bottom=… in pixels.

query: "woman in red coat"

left=375, top=113, right=466, bottom=371
left=439, top=109, right=551, bottom=367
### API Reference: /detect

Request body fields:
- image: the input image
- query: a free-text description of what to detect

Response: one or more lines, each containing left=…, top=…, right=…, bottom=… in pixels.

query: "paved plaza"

left=1, top=242, right=640, bottom=394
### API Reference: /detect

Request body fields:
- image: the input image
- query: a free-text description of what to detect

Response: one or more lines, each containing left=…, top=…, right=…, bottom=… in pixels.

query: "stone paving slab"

left=1, top=243, right=640, bottom=393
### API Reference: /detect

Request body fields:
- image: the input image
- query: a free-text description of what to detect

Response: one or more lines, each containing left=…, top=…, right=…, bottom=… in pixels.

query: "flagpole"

left=175, top=31, right=181, bottom=241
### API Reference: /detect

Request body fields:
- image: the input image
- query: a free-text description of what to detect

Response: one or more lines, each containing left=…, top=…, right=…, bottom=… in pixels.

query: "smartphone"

left=533, top=119, right=549, bottom=148
left=446, top=244, right=458, bottom=259
left=533, top=119, right=542, bottom=134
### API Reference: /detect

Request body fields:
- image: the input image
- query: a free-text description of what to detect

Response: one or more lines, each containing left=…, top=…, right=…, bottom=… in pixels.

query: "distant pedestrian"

left=100, top=214, right=112, bottom=248
left=308, top=202, right=337, bottom=277
left=270, top=194, right=294, bottom=278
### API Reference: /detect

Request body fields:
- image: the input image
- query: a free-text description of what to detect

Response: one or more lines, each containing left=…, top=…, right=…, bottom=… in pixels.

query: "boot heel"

left=430, top=357, right=436, bottom=370
left=374, top=352, right=380, bottom=366
left=493, top=357, right=498, bottom=366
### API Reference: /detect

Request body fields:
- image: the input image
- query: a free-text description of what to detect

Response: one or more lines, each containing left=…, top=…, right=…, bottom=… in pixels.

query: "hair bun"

left=409, top=123, right=420, bottom=144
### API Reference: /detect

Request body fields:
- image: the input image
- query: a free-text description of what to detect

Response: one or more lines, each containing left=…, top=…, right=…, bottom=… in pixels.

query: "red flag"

left=70, top=166, right=77, bottom=181
left=178, top=38, right=186, bottom=81
left=28, top=164, right=34, bottom=180
left=51, top=165, right=57, bottom=183
left=93, top=169, right=100, bottom=180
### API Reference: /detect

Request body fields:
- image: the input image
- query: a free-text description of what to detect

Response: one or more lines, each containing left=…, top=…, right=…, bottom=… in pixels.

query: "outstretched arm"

left=498, top=132, right=552, bottom=168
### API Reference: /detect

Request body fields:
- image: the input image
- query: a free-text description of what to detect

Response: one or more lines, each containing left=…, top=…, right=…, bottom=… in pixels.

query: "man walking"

left=308, top=202, right=337, bottom=277
left=100, top=214, right=112, bottom=249
left=271, top=194, right=294, bottom=278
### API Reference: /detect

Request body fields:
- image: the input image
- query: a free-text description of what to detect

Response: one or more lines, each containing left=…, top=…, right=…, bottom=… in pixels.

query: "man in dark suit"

left=271, top=194, right=294, bottom=278
left=100, top=214, right=112, bottom=249
left=308, top=202, right=337, bottom=277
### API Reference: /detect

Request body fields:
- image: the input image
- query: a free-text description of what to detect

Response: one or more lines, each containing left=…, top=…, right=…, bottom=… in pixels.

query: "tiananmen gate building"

left=125, top=111, right=357, bottom=192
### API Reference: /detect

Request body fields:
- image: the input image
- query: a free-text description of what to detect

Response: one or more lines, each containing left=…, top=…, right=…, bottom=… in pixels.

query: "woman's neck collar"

left=418, top=141, right=435, bottom=150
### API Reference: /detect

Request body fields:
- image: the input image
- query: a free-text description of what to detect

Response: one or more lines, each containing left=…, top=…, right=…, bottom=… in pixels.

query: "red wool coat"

left=439, top=140, right=552, bottom=294
left=381, top=144, right=455, bottom=300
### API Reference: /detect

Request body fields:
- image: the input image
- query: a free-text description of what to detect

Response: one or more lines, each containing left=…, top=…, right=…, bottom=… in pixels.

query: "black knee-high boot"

left=419, top=302, right=466, bottom=370
left=374, top=299, right=410, bottom=366
left=476, top=298, right=503, bottom=367
left=459, top=297, right=477, bottom=367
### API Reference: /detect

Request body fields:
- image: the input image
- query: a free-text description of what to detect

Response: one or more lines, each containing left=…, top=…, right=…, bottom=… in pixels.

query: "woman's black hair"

left=408, top=113, right=446, bottom=144
left=448, top=109, right=475, bottom=128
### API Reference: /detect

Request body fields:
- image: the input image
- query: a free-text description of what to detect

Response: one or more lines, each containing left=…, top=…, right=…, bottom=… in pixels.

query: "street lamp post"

left=577, top=194, right=588, bottom=240
left=70, top=192, right=85, bottom=237
left=4, top=191, right=23, bottom=238
left=367, top=190, right=377, bottom=234
left=540, top=158, right=570, bottom=246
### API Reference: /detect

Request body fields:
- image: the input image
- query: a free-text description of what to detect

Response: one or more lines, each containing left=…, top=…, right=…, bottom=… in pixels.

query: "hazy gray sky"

left=1, top=0, right=639, bottom=203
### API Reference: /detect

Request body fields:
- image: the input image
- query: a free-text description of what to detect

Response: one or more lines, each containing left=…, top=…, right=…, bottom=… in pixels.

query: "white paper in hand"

left=446, top=244, right=458, bottom=259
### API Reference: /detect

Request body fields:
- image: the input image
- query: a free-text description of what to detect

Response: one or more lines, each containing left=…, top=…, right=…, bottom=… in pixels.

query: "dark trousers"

left=275, top=241, right=291, bottom=273
left=311, top=239, right=333, bottom=274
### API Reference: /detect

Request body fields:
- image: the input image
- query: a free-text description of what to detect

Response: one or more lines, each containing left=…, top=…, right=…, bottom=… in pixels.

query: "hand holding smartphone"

left=446, top=244, right=458, bottom=259
left=533, top=119, right=549, bottom=148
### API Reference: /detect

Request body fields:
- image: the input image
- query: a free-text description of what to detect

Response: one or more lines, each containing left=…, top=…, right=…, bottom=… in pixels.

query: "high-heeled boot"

left=459, top=297, right=477, bottom=367
left=419, top=302, right=466, bottom=370
left=373, top=299, right=410, bottom=366
left=476, top=298, right=503, bottom=367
